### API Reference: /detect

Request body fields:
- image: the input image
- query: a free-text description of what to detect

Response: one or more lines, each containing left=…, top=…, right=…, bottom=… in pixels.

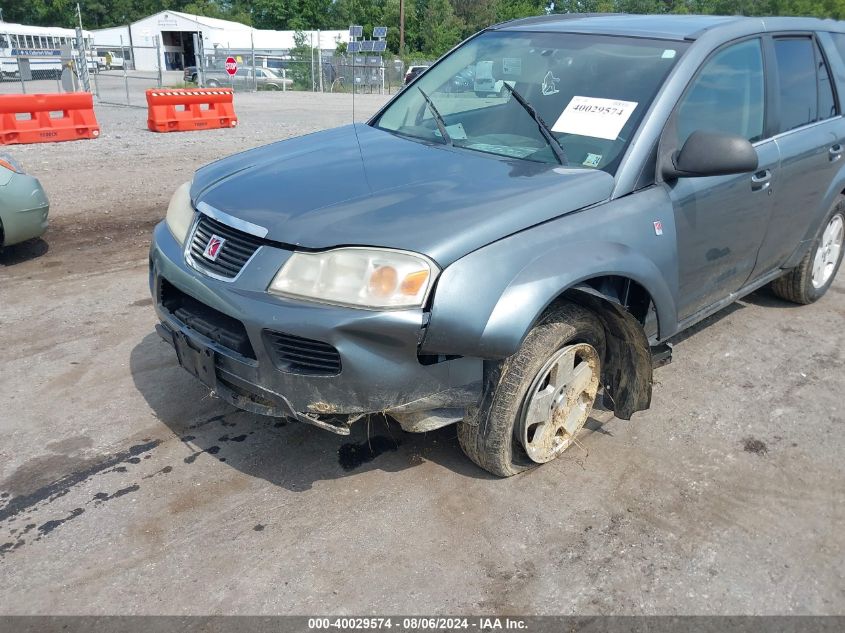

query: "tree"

left=453, top=0, right=497, bottom=38
left=495, top=0, right=547, bottom=21
left=420, top=0, right=464, bottom=56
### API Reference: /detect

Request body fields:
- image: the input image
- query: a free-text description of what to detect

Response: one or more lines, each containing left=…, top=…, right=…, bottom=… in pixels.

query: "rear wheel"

left=771, top=197, right=845, bottom=304
left=458, top=302, right=604, bottom=477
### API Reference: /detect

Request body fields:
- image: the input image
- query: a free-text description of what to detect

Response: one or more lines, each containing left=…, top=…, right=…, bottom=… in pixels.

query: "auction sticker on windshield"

left=552, top=96, right=638, bottom=140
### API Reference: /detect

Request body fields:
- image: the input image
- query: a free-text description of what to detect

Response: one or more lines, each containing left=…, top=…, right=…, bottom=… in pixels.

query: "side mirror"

left=663, top=130, right=758, bottom=180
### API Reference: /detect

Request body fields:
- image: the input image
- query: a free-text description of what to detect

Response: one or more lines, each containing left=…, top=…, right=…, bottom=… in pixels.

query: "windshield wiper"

left=502, top=83, right=568, bottom=166
left=418, top=87, right=452, bottom=145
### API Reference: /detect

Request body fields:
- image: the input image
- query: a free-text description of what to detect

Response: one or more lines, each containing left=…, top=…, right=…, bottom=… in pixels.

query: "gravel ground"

left=0, top=92, right=843, bottom=616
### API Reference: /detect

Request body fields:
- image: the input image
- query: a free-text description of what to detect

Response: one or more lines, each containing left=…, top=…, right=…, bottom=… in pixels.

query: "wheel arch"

left=557, top=280, right=655, bottom=419
left=783, top=168, right=845, bottom=269
left=423, top=241, right=676, bottom=418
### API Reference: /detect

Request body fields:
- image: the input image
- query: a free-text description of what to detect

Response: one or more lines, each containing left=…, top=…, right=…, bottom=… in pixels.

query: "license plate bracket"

left=172, top=329, right=218, bottom=390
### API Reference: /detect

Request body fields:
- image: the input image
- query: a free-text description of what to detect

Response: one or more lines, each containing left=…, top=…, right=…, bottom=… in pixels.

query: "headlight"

left=165, top=181, right=194, bottom=245
left=268, top=247, right=439, bottom=309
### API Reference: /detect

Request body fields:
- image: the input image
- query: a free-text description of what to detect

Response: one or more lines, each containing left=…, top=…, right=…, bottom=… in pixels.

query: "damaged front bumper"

left=149, top=221, right=482, bottom=435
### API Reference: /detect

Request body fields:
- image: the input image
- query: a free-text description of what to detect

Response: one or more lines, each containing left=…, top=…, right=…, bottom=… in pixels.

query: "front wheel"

left=458, top=302, right=604, bottom=477
left=771, top=197, right=845, bottom=304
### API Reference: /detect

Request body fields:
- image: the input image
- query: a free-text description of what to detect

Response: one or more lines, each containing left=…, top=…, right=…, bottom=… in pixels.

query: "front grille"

left=160, top=278, right=256, bottom=359
left=189, top=214, right=264, bottom=279
left=264, top=330, right=342, bottom=376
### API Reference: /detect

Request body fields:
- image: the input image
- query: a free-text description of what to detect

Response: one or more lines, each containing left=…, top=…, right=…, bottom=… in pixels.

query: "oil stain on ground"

left=184, top=446, right=220, bottom=464
left=92, top=485, right=140, bottom=505
left=743, top=437, right=768, bottom=455
left=37, top=507, right=85, bottom=536
left=338, top=436, right=400, bottom=472
left=218, top=434, right=247, bottom=443
left=0, top=440, right=161, bottom=523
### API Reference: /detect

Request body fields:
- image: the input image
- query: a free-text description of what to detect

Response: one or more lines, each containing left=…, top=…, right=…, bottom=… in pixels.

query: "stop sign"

left=225, top=57, right=237, bottom=76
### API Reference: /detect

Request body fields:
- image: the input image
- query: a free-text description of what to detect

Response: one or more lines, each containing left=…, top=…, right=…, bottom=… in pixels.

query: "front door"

left=663, top=38, right=778, bottom=321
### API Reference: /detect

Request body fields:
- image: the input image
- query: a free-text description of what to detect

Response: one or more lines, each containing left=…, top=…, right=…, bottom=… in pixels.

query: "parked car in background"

left=95, top=49, right=124, bottom=70
left=449, top=65, right=475, bottom=92
left=0, top=155, right=49, bottom=248
left=151, top=14, right=845, bottom=477
left=183, top=66, right=198, bottom=83
left=473, top=60, right=508, bottom=96
left=404, top=65, right=429, bottom=85
left=204, top=67, right=292, bottom=90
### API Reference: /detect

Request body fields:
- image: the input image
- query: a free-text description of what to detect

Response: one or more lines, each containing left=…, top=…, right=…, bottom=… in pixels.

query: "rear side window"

left=774, top=38, right=821, bottom=132
left=676, top=39, right=765, bottom=145
left=816, top=41, right=837, bottom=120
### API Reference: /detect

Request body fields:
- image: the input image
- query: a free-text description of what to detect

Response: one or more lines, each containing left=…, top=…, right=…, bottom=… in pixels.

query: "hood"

left=191, top=124, right=614, bottom=266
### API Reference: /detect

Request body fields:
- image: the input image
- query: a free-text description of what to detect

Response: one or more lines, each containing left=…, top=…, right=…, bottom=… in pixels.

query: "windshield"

left=374, top=31, right=687, bottom=172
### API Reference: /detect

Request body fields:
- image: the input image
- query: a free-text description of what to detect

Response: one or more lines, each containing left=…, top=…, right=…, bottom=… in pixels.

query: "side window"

left=816, top=41, right=836, bottom=120
left=774, top=38, right=818, bottom=132
left=676, top=39, right=765, bottom=146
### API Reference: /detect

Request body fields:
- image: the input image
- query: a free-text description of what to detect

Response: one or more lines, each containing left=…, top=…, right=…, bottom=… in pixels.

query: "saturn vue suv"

left=149, top=14, right=845, bottom=476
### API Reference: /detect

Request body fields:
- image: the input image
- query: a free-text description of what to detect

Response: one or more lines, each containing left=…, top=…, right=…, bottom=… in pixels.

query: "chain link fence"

left=89, top=38, right=164, bottom=107
left=1, top=26, right=421, bottom=102
left=1, top=54, right=65, bottom=94
left=0, top=38, right=94, bottom=95
left=186, top=41, right=413, bottom=95
left=0, top=32, right=164, bottom=107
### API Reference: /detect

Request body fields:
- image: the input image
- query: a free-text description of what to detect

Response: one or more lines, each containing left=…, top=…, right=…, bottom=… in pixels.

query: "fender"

left=474, top=241, right=675, bottom=357
left=422, top=188, right=680, bottom=361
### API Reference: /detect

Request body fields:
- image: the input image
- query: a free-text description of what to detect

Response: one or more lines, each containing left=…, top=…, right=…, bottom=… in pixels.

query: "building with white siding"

left=92, top=11, right=346, bottom=71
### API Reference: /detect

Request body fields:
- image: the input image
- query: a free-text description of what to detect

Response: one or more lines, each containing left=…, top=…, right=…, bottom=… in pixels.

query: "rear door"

left=752, top=35, right=845, bottom=274
left=662, top=37, right=779, bottom=321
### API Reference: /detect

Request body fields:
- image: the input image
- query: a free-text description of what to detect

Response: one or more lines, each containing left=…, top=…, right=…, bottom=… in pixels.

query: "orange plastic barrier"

left=146, top=88, right=238, bottom=133
left=0, top=92, right=100, bottom=145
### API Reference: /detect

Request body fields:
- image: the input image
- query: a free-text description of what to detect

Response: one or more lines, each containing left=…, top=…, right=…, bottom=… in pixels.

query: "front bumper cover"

left=149, top=220, right=482, bottom=433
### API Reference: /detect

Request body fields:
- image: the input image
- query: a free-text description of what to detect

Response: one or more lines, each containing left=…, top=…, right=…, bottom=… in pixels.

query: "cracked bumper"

left=149, top=221, right=482, bottom=428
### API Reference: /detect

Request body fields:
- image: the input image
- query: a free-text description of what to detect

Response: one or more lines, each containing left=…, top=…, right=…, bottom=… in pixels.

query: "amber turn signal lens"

left=400, top=270, right=429, bottom=296
left=369, top=265, right=399, bottom=297
left=0, top=159, right=19, bottom=173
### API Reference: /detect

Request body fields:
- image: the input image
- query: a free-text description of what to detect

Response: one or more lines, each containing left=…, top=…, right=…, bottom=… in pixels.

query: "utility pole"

left=399, top=0, right=405, bottom=55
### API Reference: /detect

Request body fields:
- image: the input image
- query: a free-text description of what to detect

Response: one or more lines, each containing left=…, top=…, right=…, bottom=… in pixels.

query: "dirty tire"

left=458, top=302, right=605, bottom=478
left=771, top=196, right=845, bottom=304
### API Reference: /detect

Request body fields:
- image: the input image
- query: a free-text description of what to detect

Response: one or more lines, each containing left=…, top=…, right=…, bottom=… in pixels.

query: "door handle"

left=751, top=169, right=771, bottom=191
left=830, top=144, right=843, bottom=162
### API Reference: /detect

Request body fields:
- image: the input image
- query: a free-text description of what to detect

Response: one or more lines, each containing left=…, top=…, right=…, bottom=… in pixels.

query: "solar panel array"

left=348, top=26, right=387, bottom=59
